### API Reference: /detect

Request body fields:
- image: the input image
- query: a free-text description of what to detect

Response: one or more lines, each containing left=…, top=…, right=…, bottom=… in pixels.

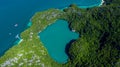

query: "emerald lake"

left=39, top=20, right=79, bottom=63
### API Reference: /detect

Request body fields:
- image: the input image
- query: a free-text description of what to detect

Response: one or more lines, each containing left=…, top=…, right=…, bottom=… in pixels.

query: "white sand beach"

left=99, top=0, right=104, bottom=6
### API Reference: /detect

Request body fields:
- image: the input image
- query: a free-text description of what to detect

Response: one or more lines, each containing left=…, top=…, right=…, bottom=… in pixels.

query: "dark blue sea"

left=0, top=0, right=101, bottom=56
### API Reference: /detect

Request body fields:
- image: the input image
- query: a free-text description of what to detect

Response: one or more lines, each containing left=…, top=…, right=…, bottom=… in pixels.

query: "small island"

left=0, top=0, right=120, bottom=67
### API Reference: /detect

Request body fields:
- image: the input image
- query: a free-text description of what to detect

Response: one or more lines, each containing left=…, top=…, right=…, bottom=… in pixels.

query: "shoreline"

left=79, top=0, right=104, bottom=8
left=15, top=38, right=23, bottom=45
left=99, top=0, right=104, bottom=6
left=17, top=39, right=23, bottom=44
left=60, top=0, right=104, bottom=10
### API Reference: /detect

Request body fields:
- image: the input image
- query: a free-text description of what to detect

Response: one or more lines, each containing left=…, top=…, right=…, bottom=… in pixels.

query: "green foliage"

left=63, top=1, right=120, bottom=67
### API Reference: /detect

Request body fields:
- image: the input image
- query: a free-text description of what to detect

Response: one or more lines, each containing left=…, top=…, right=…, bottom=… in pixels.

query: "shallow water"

left=39, top=20, right=79, bottom=63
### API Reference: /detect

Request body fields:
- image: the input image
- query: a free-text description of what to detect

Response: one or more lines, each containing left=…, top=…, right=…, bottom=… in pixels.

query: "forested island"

left=0, top=0, right=120, bottom=67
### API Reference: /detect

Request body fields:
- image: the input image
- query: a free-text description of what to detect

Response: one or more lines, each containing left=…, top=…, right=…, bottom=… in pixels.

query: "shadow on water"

left=65, top=39, right=76, bottom=60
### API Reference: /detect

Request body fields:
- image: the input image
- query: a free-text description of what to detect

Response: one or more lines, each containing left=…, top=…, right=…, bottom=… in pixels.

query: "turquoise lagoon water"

left=39, top=20, right=79, bottom=63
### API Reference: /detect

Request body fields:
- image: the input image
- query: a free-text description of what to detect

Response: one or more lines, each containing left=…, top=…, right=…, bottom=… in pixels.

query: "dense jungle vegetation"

left=62, top=0, right=120, bottom=67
